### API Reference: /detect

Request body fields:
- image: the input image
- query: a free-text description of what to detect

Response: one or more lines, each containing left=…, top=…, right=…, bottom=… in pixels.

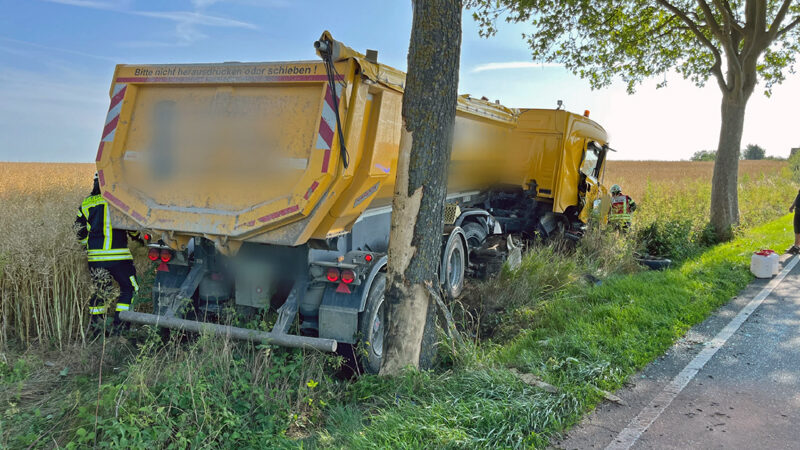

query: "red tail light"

left=160, top=249, right=172, bottom=262
left=326, top=268, right=340, bottom=282
left=147, top=248, right=159, bottom=261
left=143, top=233, right=151, bottom=241
left=364, top=254, right=373, bottom=262
left=341, top=269, right=355, bottom=284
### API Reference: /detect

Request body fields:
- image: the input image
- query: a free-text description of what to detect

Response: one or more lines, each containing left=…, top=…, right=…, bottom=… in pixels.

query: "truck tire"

left=358, top=273, right=386, bottom=374
left=441, top=233, right=466, bottom=299
left=462, top=221, right=488, bottom=251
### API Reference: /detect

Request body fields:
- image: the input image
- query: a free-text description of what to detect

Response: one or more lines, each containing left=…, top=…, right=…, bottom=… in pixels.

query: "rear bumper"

left=118, top=311, right=337, bottom=352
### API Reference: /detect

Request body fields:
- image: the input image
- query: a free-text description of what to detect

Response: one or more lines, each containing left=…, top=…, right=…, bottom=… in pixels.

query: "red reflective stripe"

left=321, top=149, right=331, bottom=173
left=102, top=115, right=119, bottom=140
left=98, top=169, right=105, bottom=187
left=108, top=85, right=127, bottom=111
left=131, top=210, right=145, bottom=222
left=103, top=191, right=130, bottom=212
left=257, top=205, right=299, bottom=223
left=304, top=181, right=319, bottom=200
left=96, top=142, right=104, bottom=162
left=115, top=74, right=342, bottom=84
left=318, top=117, right=334, bottom=147
left=324, top=87, right=336, bottom=111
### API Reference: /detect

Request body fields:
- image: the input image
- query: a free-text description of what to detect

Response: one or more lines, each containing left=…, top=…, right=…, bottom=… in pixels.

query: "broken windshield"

left=581, top=141, right=602, bottom=178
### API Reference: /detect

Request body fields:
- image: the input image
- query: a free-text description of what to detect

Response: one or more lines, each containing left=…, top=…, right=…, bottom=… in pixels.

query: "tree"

left=742, top=143, right=766, bottom=159
left=380, top=0, right=463, bottom=375
left=469, top=0, right=800, bottom=237
left=691, top=150, right=718, bottom=161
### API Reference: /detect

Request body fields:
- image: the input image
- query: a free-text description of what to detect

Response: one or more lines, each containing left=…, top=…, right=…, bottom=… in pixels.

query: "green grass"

left=2, top=212, right=796, bottom=448
left=313, top=215, right=795, bottom=448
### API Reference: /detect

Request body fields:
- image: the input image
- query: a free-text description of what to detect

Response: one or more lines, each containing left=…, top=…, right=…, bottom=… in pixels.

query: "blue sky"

left=1, top=0, right=798, bottom=162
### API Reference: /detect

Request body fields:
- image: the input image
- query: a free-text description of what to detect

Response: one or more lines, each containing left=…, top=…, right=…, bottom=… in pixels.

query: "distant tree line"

left=690, top=144, right=788, bottom=162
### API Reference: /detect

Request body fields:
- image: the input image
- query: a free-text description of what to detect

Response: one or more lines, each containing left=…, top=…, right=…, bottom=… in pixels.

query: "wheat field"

left=603, top=160, right=794, bottom=231
left=604, top=160, right=788, bottom=201
left=0, top=160, right=794, bottom=348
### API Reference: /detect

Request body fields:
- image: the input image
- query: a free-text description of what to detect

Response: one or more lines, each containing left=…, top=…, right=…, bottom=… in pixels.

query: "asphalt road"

left=555, top=255, right=800, bottom=450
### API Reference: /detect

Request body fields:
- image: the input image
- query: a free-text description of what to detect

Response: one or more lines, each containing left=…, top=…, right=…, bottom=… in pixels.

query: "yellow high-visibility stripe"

left=115, top=303, right=130, bottom=311
left=103, top=202, right=112, bottom=250
left=89, top=306, right=107, bottom=314
left=88, top=249, right=132, bottom=255
left=130, top=276, right=139, bottom=292
left=88, top=254, right=133, bottom=262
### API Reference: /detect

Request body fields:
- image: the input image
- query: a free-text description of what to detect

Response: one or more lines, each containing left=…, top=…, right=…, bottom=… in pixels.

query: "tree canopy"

left=468, top=0, right=800, bottom=96
left=468, top=0, right=800, bottom=236
left=742, top=143, right=766, bottom=159
left=691, top=149, right=718, bottom=160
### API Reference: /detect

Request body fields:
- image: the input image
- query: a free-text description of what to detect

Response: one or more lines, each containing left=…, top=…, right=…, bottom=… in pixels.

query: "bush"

left=636, top=219, right=701, bottom=261
left=690, top=150, right=716, bottom=161
left=789, top=150, right=800, bottom=181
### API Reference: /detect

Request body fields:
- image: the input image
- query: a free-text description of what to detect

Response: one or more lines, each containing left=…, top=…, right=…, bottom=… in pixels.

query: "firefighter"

left=75, top=173, right=140, bottom=332
left=608, top=184, right=637, bottom=230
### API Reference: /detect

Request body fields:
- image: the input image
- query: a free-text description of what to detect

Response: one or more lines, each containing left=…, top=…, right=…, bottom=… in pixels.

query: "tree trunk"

left=709, top=91, right=748, bottom=239
left=380, top=0, right=462, bottom=376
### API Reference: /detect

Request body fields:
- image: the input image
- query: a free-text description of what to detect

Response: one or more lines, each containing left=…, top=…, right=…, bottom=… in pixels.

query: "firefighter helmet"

left=610, top=184, right=622, bottom=195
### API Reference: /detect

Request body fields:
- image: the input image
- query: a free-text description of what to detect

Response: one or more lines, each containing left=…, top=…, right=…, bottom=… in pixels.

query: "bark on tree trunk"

left=380, top=0, right=462, bottom=376
left=709, top=92, right=748, bottom=239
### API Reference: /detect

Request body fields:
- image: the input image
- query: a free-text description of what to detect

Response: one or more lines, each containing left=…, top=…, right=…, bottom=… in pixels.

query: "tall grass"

left=0, top=163, right=150, bottom=348
left=0, top=163, right=95, bottom=348
left=1, top=331, right=337, bottom=448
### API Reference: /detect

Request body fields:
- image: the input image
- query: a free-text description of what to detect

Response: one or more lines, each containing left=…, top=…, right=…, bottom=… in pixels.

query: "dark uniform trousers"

left=89, top=261, right=138, bottom=316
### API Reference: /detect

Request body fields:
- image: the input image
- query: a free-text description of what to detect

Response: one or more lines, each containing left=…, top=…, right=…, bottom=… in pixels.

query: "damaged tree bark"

left=380, top=0, right=462, bottom=376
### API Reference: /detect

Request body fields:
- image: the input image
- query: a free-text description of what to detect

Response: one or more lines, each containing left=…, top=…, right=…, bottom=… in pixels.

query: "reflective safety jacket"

left=609, top=194, right=637, bottom=223
left=75, top=194, right=136, bottom=262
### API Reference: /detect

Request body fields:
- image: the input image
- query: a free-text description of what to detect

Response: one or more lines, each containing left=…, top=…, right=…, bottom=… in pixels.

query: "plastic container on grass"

left=750, top=250, right=779, bottom=278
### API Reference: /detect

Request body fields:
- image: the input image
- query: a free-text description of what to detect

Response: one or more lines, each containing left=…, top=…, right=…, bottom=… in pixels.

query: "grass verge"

left=315, top=214, right=796, bottom=448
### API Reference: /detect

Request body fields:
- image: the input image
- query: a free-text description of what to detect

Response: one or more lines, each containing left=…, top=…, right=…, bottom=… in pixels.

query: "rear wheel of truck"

left=441, top=233, right=466, bottom=299
left=358, top=273, right=386, bottom=374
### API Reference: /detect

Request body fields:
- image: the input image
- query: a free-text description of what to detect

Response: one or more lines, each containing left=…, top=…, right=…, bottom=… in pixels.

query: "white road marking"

left=606, top=255, right=799, bottom=450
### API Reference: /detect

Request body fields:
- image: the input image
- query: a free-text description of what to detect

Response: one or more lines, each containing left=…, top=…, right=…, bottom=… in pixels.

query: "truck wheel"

left=441, top=233, right=466, bottom=299
left=462, top=221, right=488, bottom=251
left=358, top=273, right=386, bottom=374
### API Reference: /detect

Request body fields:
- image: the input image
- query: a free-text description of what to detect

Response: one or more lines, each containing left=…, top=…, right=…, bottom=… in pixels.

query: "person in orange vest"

left=608, top=184, right=637, bottom=230
left=75, top=173, right=140, bottom=333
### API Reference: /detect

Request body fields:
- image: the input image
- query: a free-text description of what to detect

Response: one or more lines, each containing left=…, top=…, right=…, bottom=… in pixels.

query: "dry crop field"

left=0, top=162, right=144, bottom=348
left=604, top=160, right=788, bottom=201
left=0, top=160, right=794, bottom=348
left=603, top=160, right=793, bottom=230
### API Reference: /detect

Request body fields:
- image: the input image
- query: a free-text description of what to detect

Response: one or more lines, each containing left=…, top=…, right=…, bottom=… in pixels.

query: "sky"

left=0, top=0, right=798, bottom=162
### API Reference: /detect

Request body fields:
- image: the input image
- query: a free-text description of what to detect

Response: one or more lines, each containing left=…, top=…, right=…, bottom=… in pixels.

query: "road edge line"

left=605, top=255, right=799, bottom=450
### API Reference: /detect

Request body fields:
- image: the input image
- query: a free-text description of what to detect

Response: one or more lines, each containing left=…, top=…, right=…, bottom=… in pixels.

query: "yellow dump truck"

left=97, top=32, right=611, bottom=372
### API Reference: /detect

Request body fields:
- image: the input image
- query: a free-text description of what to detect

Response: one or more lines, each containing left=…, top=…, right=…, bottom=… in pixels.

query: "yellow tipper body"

left=95, top=32, right=607, bottom=251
